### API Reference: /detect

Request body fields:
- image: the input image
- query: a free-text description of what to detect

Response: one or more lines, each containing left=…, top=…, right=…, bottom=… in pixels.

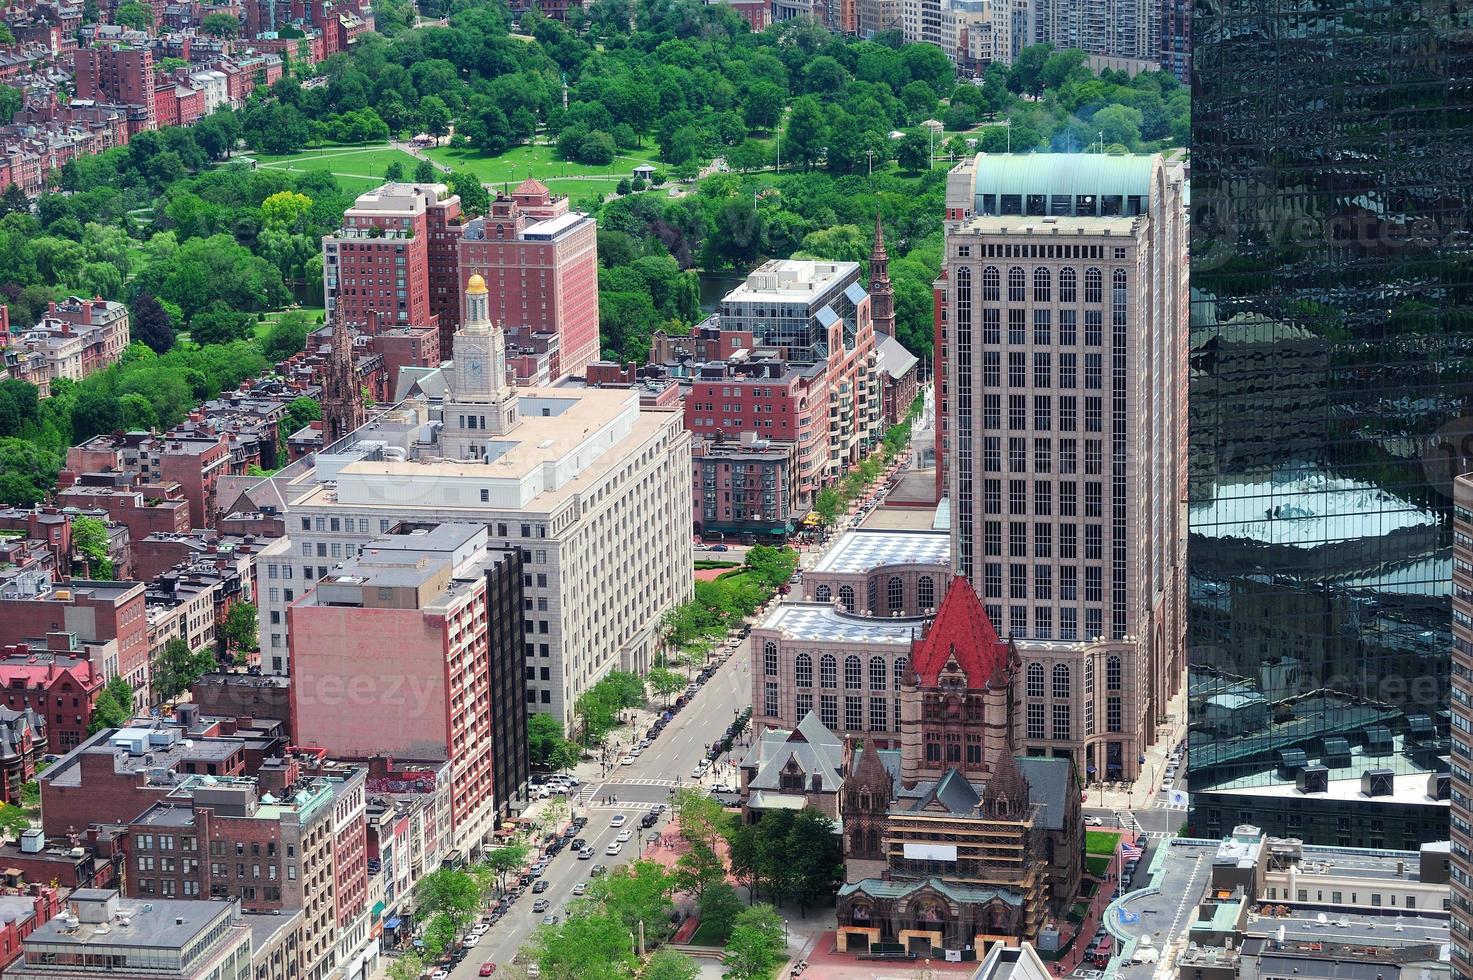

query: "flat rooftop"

left=758, top=602, right=923, bottom=644
left=811, top=529, right=949, bottom=574
left=952, top=213, right=1140, bottom=237
left=721, top=259, right=859, bottom=304
left=27, top=896, right=232, bottom=950
left=304, top=386, right=674, bottom=515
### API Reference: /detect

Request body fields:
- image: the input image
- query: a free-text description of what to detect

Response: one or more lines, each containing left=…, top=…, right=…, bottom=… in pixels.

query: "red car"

left=479, top=964, right=497, bottom=977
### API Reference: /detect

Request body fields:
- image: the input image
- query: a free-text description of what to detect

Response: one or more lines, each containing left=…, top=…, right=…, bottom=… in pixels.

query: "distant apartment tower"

left=321, top=182, right=462, bottom=344
left=455, top=179, right=600, bottom=380
left=72, top=45, right=155, bottom=134
left=1030, top=0, right=1160, bottom=62
left=939, top=153, right=1187, bottom=781
left=289, top=523, right=527, bottom=848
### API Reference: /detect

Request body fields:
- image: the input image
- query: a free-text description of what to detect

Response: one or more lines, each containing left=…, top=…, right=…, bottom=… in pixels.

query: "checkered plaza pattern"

left=811, top=529, right=950, bottom=574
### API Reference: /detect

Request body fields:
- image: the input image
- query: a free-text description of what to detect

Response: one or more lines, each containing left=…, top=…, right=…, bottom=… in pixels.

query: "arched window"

left=1033, top=266, right=1051, bottom=302
left=1112, top=268, right=1128, bottom=326
left=1084, top=657, right=1094, bottom=694
left=820, top=654, right=837, bottom=689
left=1008, top=266, right=1026, bottom=302
left=1107, top=655, right=1122, bottom=691
left=763, top=642, right=778, bottom=677
left=1027, top=663, right=1044, bottom=698
left=917, top=575, right=935, bottom=610
left=1059, top=267, right=1077, bottom=303
left=845, top=655, right=862, bottom=689
left=887, top=576, right=903, bottom=612
left=1084, top=267, right=1103, bottom=304
left=816, top=585, right=832, bottom=603
left=795, top=654, right=813, bottom=688
left=982, top=266, right=1000, bottom=301
left=893, top=656, right=908, bottom=690
left=869, top=656, right=887, bottom=691
left=838, top=585, right=855, bottom=611
left=1053, top=663, right=1071, bottom=699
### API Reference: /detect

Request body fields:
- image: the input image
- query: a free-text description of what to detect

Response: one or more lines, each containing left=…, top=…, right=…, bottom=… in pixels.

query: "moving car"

left=531, top=899, right=549, bottom=914
left=571, top=882, right=586, bottom=896
left=619, top=756, right=635, bottom=766
left=590, top=865, right=607, bottom=877
left=616, top=829, right=633, bottom=843
left=1083, top=815, right=1104, bottom=826
left=578, top=847, right=594, bottom=859
left=531, top=880, right=549, bottom=894
left=605, top=841, right=623, bottom=855
left=479, top=964, right=497, bottom=976
left=610, top=814, right=627, bottom=828
left=542, top=914, right=559, bottom=926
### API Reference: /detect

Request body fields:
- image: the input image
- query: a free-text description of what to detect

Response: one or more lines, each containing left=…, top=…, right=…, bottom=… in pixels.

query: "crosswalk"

left=605, top=777, right=680, bottom=788
left=589, top=800, right=658, bottom=811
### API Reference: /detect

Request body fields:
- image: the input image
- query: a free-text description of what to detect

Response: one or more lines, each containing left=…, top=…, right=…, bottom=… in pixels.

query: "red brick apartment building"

left=72, top=45, right=155, bottom=134
left=0, top=580, right=149, bottom=708
left=456, top=179, right=600, bottom=379
left=0, top=645, right=105, bottom=753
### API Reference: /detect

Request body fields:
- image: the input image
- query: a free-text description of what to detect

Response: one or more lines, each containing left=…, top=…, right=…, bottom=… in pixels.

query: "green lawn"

left=252, top=305, right=325, bottom=341
left=1086, top=829, right=1123, bottom=855
left=1086, top=855, right=1111, bottom=877
left=688, top=920, right=727, bottom=947
left=250, top=145, right=426, bottom=194
left=423, top=142, right=665, bottom=200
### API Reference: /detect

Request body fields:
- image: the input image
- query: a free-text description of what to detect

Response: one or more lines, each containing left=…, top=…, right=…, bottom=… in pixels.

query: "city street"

left=437, top=644, right=753, bottom=977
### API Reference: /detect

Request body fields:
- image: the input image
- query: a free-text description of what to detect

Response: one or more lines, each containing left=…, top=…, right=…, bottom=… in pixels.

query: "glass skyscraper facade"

left=1187, top=0, right=1473, bottom=846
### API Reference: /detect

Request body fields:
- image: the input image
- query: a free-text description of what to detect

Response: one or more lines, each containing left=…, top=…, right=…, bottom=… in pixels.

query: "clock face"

left=466, top=358, right=484, bottom=380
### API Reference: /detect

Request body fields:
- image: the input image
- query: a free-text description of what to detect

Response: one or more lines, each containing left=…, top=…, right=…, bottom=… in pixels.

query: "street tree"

left=71, top=515, right=113, bottom=578
left=643, top=949, right=699, bottom=980
left=723, top=904, right=786, bottom=980
left=88, top=676, right=136, bottom=733
left=222, top=602, right=259, bottom=656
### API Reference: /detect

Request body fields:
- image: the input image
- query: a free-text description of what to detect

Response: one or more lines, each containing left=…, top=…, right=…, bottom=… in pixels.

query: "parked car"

left=640, top=813, right=658, bottom=829
left=570, top=838, right=586, bottom=850
left=1083, top=815, right=1104, bottom=826
left=710, top=544, right=729, bottom=552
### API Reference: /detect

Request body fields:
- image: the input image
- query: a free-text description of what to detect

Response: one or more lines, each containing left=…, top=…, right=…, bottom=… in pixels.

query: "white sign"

left=902, top=843, right=958, bottom=862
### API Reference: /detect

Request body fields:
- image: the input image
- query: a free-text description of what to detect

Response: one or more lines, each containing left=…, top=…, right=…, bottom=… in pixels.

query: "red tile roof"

left=909, top=577, right=1012, bottom=687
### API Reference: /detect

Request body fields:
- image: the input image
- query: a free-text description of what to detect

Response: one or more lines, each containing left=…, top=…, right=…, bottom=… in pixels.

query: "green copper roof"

left=973, top=153, right=1158, bottom=212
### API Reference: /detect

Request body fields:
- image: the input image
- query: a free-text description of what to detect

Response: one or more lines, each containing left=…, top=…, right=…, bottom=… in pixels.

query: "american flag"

left=1120, top=843, right=1143, bottom=859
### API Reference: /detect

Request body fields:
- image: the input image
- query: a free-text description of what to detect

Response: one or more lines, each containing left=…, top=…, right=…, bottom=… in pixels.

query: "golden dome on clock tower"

left=466, top=274, right=488, bottom=295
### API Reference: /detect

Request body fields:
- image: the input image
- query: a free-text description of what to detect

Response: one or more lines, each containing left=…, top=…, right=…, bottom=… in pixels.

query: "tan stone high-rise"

left=938, top=153, right=1187, bottom=783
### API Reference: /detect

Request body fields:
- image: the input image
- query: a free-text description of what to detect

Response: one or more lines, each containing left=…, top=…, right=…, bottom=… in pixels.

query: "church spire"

left=321, top=311, right=365, bottom=446
left=869, top=212, right=895, bottom=338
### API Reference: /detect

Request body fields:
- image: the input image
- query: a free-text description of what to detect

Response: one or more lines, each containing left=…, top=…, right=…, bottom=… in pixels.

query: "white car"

left=572, top=882, right=587, bottom=896
left=605, top=841, right=623, bottom=856
left=463, top=934, right=481, bottom=948
left=619, top=756, right=635, bottom=766
left=431, top=972, right=450, bottom=980
left=610, top=814, right=627, bottom=828
left=616, top=829, right=632, bottom=843
left=1083, top=815, right=1104, bottom=827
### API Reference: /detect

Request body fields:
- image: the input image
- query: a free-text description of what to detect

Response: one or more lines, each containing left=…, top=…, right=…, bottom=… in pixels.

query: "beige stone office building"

left=938, top=153, right=1187, bottom=782
left=257, top=277, right=692, bottom=724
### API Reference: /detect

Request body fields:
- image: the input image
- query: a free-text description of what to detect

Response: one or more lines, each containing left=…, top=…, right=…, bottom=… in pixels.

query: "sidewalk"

left=1087, top=687, right=1188, bottom=813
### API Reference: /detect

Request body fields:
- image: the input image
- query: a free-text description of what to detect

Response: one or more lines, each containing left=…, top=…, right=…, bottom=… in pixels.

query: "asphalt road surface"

left=442, top=646, right=753, bottom=976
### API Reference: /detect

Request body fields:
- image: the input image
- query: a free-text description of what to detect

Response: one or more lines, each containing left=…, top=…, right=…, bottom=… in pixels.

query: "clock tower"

left=444, top=274, right=519, bottom=459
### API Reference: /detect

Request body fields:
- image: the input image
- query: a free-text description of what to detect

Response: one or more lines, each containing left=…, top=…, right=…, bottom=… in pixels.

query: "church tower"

left=869, top=212, right=895, bottom=339
left=443, top=274, right=519, bottom=459
left=321, top=311, right=365, bottom=446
